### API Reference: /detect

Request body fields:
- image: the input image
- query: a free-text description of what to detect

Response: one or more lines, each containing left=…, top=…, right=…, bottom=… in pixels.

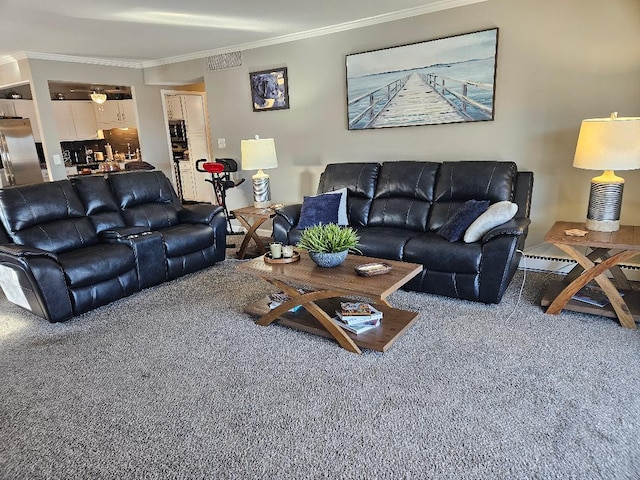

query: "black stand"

left=195, top=159, right=245, bottom=247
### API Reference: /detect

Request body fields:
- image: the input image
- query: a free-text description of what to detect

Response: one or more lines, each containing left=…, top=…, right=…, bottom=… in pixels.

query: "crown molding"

left=2, top=51, right=144, bottom=68
left=142, top=0, right=487, bottom=67
left=3, top=0, right=487, bottom=70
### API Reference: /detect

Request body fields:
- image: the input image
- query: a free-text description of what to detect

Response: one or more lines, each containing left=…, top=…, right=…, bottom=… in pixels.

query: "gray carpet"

left=1, top=260, right=639, bottom=479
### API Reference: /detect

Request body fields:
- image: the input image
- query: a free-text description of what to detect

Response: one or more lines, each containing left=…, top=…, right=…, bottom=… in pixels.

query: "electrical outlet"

left=217, top=138, right=226, bottom=148
left=53, top=154, right=62, bottom=165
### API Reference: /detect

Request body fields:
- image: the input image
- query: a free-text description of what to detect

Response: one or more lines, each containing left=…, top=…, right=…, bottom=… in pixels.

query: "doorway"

left=161, top=89, right=214, bottom=204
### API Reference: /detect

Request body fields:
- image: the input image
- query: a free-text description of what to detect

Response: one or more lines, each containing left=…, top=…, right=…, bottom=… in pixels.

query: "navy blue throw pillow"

left=438, top=199, right=491, bottom=242
left=297, top=193, right=342, bottom=229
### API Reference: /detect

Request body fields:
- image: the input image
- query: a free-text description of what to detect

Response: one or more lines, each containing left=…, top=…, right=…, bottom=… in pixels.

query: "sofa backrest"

left=0, top=180, right=98, bottom=253
left=108, top=171, right=182, bottom=229
left=70, top=176, right=126, bottom=233
left=368, top=161, right=440, bottom=232
left=318, top=163, right=380, bottom=226
left=427, top=161, right=518, bottom=231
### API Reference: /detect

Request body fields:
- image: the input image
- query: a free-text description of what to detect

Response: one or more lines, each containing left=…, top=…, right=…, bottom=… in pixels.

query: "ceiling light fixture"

left=90, top=91, right=107, bottom=104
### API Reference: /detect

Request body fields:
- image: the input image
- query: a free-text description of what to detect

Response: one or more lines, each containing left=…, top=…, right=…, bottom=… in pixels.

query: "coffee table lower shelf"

left=244, top=296, right=418, bottom=353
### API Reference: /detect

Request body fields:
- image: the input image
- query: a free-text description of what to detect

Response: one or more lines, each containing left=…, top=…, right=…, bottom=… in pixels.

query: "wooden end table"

left=231, top=205, right=276, bottom=259
left=541, top=221, right=640, bottom=329
left=236, top=253, right=423, bottom=354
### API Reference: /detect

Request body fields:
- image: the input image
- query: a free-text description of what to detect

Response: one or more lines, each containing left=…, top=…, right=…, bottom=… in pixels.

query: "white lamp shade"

left=241, top=136, right=278, bottom=171
left=573, top=114, right=640, bottom=171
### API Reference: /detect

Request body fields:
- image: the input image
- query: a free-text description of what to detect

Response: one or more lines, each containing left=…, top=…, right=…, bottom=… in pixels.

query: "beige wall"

left=2, top=0, right=639, bottom=248
left=201, top=0, right=640, bottom=248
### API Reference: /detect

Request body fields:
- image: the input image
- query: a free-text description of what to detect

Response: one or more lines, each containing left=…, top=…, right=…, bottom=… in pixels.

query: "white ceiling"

left=1, top=0, right=484, bottom=66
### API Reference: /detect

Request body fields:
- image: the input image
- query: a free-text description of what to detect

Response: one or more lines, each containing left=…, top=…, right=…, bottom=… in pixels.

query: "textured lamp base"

left=586, top=218, right=619, bottom=232
left=586, top=179, right=623, bottom=232
left=252, top=175, right=271, bottom=209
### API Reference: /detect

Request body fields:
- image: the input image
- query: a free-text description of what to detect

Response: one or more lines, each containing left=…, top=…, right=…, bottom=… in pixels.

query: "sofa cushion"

left=318, top=163, right=380, bottom=227
left=160, top=224, right=215, bottom=257
left=71, top=176, right=126, bottom=233
left=11, top=218, right=98, bottom=255
left=58, top=244, right=136, bottom=287
left=0, top=180, right=86, bottom=231
left=324, top=188, right=348, bottom=225
left=369, top=161, right=439, bottom=232
left=353, top=227, right=423, bottom=261
left=428, top=161, right=517, bottom=231
left=109, top=172, right=180, bottom=229
left=464, top=201, right=518, bottom=243
left=297, top=193, right=341, bottom=229
left=404, top=233, right=483, bottom=273
left=120, top=204, right=179, bottom=230
left=0, top=180, right=99, bottom=254
left=438, top=200, right=490, bottom=242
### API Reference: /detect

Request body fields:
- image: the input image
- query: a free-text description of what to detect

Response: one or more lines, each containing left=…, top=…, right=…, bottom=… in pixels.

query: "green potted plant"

left=297, top=223, right=360, bottom=267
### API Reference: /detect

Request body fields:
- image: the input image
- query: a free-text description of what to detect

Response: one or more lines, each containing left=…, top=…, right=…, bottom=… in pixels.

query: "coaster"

left=564, top=228, right=588, bottom=237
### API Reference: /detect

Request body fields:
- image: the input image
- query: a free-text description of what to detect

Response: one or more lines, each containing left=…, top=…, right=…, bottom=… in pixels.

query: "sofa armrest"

left=272, top=204, right=302, bottom=244
left=0, top=244, right=72, bottom=322
left=0, top=243, right=58, bottom=261
left=178, top=204, right=224, bottom=224
left=482, top=217, right=531, bottom=243
left=275, top=204, right=302, bottom=227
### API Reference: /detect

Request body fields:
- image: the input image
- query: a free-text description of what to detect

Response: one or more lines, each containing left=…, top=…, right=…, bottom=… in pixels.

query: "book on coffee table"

left=333, top=317, right=381, bottom=334
left=335, top=305, right=383, bottom=325
left=339, top=302, right=375, bottom=316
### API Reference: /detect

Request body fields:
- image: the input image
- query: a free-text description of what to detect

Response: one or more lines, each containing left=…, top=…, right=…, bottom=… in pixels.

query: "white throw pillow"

left=463, top=201, right=518, bottom=243
left=324, top=188, right=348, bottom=225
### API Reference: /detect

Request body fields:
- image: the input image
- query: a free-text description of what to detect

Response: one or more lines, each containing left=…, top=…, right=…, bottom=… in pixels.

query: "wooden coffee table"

left=236, top=252, right=423, bottom=354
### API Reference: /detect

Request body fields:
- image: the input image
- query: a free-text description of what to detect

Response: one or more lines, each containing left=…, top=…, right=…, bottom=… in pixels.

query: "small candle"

left=270, top=242, right=282, bottom=259
left=282, top=245, right=294, bottom=258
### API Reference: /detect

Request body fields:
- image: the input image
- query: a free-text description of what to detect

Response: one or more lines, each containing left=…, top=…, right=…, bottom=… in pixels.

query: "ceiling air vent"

left=206, top=52, right=242, bottom=71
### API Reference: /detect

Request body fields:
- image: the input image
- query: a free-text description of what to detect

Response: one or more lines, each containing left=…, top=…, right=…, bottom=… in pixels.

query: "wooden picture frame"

left=346, top=28, right=498, bottom=130
left=249, top=67, right=290, bottom=112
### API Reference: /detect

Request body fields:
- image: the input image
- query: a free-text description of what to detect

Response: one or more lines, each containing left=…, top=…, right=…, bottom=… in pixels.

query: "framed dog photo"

left=249, top=67, right=290, bottom=112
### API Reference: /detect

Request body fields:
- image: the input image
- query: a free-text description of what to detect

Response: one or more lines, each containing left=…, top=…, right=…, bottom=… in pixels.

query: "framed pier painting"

left=346, top=28, right=498, bottom=130
left=249, top=67, right=290, bottom=112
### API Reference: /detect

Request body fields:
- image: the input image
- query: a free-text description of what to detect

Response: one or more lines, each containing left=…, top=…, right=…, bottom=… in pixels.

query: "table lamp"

left=573, top=112, right=640, bottom=232
left=241, top=135, right=278, bottom=208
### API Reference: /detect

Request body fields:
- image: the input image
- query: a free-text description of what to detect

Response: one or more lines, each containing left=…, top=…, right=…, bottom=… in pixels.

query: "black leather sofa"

left=273, top=161, right=533, bottom=304
left=0, top=171, right=226, bottom=322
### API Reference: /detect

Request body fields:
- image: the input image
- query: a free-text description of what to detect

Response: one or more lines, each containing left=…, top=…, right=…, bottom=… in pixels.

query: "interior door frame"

left=160, top=89, right=214, bottom=202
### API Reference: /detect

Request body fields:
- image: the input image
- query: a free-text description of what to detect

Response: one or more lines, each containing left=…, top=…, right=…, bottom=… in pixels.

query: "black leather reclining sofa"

left=273, top=161, right=533, bottom=304
left=0, top=171, right=226, bottom=322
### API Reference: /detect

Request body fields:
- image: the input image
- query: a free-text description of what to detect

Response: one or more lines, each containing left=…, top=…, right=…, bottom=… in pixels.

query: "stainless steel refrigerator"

left=0, top=118, right=44, bottom=187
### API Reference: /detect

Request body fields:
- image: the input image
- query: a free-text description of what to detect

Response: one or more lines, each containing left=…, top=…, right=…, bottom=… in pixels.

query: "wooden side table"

left=541, top=221, right=640, bottom=329
left=231, top=205, right=276, bottom=259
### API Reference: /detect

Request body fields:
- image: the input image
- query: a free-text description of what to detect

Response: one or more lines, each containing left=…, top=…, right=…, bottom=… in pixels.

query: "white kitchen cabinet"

left=178, top=160, right=197, bottom=201
left=52, top=102, right=77, bottom=141
left=70, top=101, right=99, bottom=140
left=187, top=131, right=214, bottom=203
left=12, top=100, right=41, bottom=142
left=182, top=95, right=206, bottom=135
left=166, top=95, right=184, bottom=120
left=52, top=101, right=99, bottom=141
left=94, top=100, right=137, bottom=129
left=0, top=99, right=16, bottom=117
